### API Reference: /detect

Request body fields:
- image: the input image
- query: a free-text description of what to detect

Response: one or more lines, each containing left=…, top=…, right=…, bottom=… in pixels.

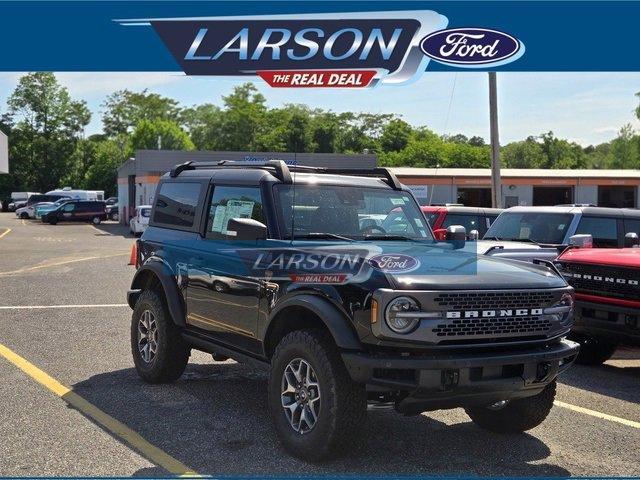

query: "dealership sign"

left=118, top=11, right=447, bottom=87
left=117, top=11, right=526, bottom=88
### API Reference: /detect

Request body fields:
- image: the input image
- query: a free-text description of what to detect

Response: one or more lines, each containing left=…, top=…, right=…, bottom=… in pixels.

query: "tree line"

left=1, top=72, right=639, bottom=200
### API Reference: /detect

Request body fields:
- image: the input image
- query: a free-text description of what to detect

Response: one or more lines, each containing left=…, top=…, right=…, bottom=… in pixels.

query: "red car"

left=555, top=240, right=640, bottom=364
left=421, top=206, right=503, bottom=240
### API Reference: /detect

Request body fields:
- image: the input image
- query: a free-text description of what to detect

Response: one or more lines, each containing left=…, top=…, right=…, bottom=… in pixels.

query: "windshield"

left=140, top=208, right=151, bottom=218
left=485, top=211, right=574, bottom=244
left=275, top=185, right=433, bottom=241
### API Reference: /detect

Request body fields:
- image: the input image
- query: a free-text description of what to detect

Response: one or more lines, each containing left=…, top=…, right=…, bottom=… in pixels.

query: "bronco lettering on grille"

left=445, top=308, right=543, bottom=319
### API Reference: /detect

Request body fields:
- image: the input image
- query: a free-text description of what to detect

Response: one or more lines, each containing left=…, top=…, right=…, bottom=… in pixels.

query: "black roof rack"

left=169, top=160, right=402, bottom=190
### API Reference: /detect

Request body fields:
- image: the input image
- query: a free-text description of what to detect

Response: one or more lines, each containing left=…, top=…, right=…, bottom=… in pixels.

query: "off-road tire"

left=465, top=381, right=556, bottom=433
left=92, top=216, right=102, bottom=225
left=211, top=353, right=230, bottom=362
left=48, top=217, right=58, bottom=225
left=268, top=329, right=367, bottom=462
left=131, top=289, right=190, bottom=383
left=573, top=335, right=618, bottom=365
left=20, top=212, right=29, bottom=219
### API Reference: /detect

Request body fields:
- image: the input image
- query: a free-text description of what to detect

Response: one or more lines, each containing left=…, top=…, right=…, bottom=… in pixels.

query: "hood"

left=364, top=241, right=567, bottom=290
left=474, top=239, right=560, bottom=263
left=558, top=247, right=640, bottom=268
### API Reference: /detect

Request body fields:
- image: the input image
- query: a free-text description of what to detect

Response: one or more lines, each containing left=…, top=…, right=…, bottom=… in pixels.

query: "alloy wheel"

left=281, top=358, right=321, bottom=434
left=137, top=309, right=158, bottom=363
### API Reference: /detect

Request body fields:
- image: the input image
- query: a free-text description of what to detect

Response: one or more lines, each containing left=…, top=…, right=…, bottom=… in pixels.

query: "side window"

left=153, top=182, right=202, bottom=228
left=206, top=186, right=265, bottom=240
left=575, top=216, right=618, bottom=248
left=624, top=218, right=640, bottom=236
left=63, top=203, right=75, bottom=212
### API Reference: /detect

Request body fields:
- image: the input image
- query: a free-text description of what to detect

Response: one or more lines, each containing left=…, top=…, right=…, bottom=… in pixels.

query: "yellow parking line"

left=0, top=342, right=200, bottom=476
left=0, top=252, right=128, bottom=276
left=0, top=304, right=129, bottom=310
left=0, top=227, right=11, bottom=239
left=555, top=400, right=640, bottom=429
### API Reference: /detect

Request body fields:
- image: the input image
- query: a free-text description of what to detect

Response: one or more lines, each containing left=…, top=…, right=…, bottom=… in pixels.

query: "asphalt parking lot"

left=0, top=211, right=639, bottom=476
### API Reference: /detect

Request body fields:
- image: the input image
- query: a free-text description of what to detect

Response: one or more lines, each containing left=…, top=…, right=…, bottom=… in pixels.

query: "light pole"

left=489, top=72, right=502, bottom=209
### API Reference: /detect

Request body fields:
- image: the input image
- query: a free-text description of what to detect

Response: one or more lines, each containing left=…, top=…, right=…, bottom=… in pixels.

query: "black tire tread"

left=268, top=329, right=366, bottom=461
left=465, top=380, right=556, bottom=433
left=131, top=289, right=190, bottom=383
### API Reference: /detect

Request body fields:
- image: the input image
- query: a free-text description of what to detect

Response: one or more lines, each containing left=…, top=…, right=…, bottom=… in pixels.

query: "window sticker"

left=211, top=200, right=255, bottom=233
left=390, top=198, right=406, bottom=205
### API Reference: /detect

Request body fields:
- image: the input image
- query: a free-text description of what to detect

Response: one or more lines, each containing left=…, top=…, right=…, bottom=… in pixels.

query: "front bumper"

left=573, top=300, right=640, bottom=346
left=342, top=338, right=579, bottom=414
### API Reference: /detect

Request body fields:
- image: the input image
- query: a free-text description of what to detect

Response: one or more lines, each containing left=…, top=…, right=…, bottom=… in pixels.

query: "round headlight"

left=385, top=296, right=421, bottom=334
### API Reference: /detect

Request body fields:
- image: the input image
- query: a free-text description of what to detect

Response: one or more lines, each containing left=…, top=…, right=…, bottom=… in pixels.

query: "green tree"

left=502, top=138, right=547, bottom=168
left=101, top=89, right=182, bottom=137
left=539, top=131, right=586, bottom=169
left=129, top=119, right=194, bottom=154
left=181, top=104, right=225, bottom=150
left=380, top=119, right=412, bottom=152
left=5, top=72, right=90, bottom=192
left=218, top=83, right=267, bottom=151
left=609, top=124, right=639, bottom=169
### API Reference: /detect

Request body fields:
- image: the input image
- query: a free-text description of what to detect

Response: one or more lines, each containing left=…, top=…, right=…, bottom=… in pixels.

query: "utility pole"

left=488, top=72, right=502, bottom=209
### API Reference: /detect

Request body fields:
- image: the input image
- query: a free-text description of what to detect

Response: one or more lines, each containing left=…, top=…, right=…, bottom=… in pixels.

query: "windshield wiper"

left=292, top=232, right=354, bottom=242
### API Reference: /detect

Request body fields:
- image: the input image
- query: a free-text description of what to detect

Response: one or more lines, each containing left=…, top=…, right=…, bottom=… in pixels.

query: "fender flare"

left=266, top=294, right=362, bottom=352
left=129, top=261, right=186, bottom=326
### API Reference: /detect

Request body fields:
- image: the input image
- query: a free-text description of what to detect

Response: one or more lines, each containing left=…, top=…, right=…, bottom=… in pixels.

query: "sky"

left=0, top=72, right=639, bottom=147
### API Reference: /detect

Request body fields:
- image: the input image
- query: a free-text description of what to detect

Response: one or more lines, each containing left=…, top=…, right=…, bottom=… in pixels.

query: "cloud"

left=593, top=126, right=619, bottom=134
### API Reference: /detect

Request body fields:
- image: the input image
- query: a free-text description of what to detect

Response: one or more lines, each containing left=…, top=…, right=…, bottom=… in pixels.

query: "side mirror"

left=226, top=218, right=267, bottom=241
left=468, top=229, right=479, bottom=241
left=625, top=232, right=639, bottom=248
left=446, top=225, right=466, bottom=249
left=568, top=234, right=593, bottom=249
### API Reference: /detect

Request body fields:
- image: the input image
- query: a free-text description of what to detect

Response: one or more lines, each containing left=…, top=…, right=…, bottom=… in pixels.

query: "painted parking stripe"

left=0, top=252, right=128, bottom=276
left=555, top=400, right=640, bottom=429
left=0, top=304, right=129, bottom=310
left=0, top=342, right=200, bottom=477
left=0, top=227, right=11, bottom=239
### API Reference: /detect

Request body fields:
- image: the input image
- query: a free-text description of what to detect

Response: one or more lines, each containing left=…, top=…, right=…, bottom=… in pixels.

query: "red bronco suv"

left=555, top=235, right=640, bottom=365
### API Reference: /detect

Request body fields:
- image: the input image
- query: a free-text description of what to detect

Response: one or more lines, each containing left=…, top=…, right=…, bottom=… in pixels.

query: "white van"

left=46, top=188, right=105, bottom=201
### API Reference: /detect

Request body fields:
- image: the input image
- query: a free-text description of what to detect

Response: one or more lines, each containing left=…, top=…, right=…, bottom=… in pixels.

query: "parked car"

left=106, top=203, right=119, bottom=221
left=105, top=196, right=118, bottom=205
left=7, top=192, right=39, bottom=212
left=35, top=198, right=79, bottom=219
left=129, top=205, right=151, bottom=235
left=484, top=206, right=640, bottom=249
left=555, top=234, right=640, bottom=365
left=127, top=160, right=578, bottom=461
left=41, top=200, right=107, bottom=225
left=422, top=205, right=502, bottom=240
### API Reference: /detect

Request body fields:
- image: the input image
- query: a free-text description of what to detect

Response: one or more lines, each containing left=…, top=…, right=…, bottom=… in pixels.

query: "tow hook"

left=441, top=369, right=460, bottom=390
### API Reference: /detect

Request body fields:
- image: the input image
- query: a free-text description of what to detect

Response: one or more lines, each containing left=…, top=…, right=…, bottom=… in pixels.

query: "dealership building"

left=118, top=152, right=640, bottom=222
left=393, top=167, right=640, bottom=208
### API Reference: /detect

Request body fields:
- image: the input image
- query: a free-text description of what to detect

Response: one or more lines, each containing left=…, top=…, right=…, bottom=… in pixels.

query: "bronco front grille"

left=557, top=262, right=640, bottom=300
left=434, top=291, right=556, bottom=310
left=432, top=315, right=552, bottom=338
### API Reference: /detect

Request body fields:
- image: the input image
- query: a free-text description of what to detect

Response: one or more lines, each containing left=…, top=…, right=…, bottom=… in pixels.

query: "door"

left=60, top=202, right=76, bottom=221
left=186, top=185, right=267, bottom=354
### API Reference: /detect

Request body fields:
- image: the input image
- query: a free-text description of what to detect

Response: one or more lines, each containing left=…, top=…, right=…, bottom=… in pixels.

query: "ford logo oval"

left=420, top=28, right=524, bottom=67
left=369, top=254, right=420, bottom=273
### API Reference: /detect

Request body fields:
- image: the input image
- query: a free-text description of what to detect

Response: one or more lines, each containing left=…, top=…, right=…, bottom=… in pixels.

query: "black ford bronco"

left=127, top=160, right=579, bottom=461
